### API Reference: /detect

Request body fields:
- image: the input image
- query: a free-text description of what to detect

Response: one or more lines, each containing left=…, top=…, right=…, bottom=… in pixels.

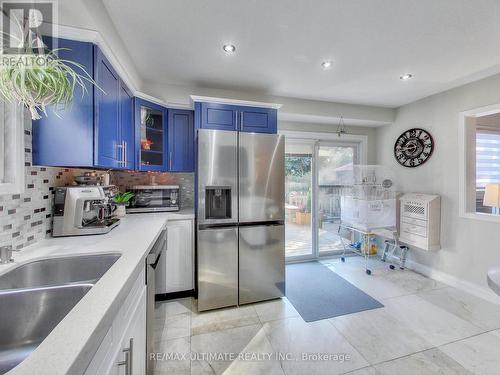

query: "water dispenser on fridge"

left=205, top=186, right=232, bottom=220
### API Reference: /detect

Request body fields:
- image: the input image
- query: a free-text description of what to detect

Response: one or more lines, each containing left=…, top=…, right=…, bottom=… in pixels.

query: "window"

left=460, top=104, right=500, bottom=222
left=0, top=101, right=25, bottom=195
left=476, top=127, right=500, bottom=214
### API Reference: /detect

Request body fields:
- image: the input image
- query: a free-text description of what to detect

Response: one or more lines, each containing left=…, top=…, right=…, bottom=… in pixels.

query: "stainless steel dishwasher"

left=146, top=228, right=166, bottom=375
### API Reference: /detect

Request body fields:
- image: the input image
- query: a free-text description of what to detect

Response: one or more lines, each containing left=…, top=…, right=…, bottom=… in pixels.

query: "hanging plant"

left=0, top=14, right=102, bottom=121
left=0, top=47, right=101, bottom=120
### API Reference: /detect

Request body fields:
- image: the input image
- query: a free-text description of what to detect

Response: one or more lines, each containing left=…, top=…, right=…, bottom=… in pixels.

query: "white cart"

left=337, top=165, right=407, bottom=274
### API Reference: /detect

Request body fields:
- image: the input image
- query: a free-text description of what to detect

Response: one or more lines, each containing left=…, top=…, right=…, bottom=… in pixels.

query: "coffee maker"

left=52, top=186, right=120, bottom=237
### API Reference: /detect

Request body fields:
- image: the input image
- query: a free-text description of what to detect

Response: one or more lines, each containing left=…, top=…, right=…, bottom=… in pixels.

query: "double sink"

left=0, top=253, right=121, bottom=374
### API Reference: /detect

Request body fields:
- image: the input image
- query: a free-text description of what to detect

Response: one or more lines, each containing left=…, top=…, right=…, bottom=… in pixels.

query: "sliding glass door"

left=285, top=141, right=314, bottom=258
left=317, top=144, right=357, bottom=256
left=285, top=138, right=359, bottom=261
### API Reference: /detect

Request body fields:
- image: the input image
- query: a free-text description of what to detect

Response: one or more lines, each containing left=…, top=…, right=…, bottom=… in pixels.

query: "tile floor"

left=153, top=257, right=500, bottom=375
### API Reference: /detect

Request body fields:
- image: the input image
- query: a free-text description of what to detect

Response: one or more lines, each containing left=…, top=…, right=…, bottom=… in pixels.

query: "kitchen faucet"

left=0, top=246, right=18, bottom=264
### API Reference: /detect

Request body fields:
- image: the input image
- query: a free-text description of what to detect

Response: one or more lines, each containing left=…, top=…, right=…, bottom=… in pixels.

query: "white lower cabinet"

left=113, top=295, right=146, bottom=375
left=156, top=219, right=194, bottom=294
left=85, top=270, right=146, bottom=375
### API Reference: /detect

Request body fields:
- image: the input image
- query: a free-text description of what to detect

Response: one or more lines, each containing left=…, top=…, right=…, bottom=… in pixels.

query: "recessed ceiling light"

left=321, top=61, right=332, bottom=69
left=400, top=73, right=413, bottom=81
left=223, top=44, right=236, bottom=54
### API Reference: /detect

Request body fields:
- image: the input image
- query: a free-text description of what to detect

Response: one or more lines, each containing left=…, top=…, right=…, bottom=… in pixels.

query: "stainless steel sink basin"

left=0, top=253, right=120, bottom=290
left=0, top=253, right=121, bottom=374
left=0, top=284, right=92, bottom=374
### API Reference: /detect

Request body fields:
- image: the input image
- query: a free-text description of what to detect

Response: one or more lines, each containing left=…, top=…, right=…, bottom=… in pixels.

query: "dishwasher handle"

left=146, top=229, right=166, bottom=267
left=148, top=250, right=162, bottom=269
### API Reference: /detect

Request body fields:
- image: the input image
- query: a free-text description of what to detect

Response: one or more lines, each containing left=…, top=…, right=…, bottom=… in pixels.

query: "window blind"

left=476, top=128, right=500, bottom=188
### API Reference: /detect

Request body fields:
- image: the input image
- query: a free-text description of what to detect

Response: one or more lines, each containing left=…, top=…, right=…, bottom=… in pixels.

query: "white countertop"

left=3, top=209, right=194, bottom=375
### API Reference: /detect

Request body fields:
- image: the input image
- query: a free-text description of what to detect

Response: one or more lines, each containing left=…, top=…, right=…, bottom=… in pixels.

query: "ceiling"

left=102, top=0, right=500, bottom=108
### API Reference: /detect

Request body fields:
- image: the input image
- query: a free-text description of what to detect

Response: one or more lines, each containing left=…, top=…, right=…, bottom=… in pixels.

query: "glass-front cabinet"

left=135, top=98, right=167, bottom=171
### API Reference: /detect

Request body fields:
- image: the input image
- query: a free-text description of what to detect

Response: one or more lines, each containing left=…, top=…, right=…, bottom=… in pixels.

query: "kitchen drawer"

left=400, top=231, right=427, bottom=248
left=401, top=222, right=427, bottom=237
left=401, top=216, right=427, bottom=227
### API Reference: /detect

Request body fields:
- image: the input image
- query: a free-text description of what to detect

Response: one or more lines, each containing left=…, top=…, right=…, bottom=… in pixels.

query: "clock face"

left=394, top=128, right=434, bottom=168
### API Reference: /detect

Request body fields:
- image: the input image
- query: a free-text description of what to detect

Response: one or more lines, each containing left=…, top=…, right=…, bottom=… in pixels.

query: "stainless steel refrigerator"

left=197, top=129, right=285, bottom=311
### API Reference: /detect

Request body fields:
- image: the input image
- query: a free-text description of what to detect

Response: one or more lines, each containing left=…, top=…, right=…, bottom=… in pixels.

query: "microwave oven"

left=126, top=185, right=180, bottom=213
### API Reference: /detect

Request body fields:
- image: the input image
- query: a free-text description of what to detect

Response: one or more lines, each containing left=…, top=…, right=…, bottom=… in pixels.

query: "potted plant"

left=112, top=191, right=135, bottom=218
left=0, top=26, right=101, bottom=119
left=295, top=190, right=312, bottom=225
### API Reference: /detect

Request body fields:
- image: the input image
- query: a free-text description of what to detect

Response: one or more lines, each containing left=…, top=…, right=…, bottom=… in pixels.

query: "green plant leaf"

left=0, top=45, right=103, bottom=119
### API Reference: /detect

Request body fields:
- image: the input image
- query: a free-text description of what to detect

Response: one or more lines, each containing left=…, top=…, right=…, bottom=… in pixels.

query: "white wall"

left=143, top=81, right=396, bottom=126
left=376, top=72, right=500, bottom=295
left=280, top=121, right=377, bottom=164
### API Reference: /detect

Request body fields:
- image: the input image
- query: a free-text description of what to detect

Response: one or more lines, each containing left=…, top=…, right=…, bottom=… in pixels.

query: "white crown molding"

left=57, top=24, right=143, bottom=98
left=407, top=259, right=500, bottom=306
left=134, top=91, right=168, bottom=107
left=190, top=95, right=282, bottom=109
left=134, top=91, right=192, bottom=110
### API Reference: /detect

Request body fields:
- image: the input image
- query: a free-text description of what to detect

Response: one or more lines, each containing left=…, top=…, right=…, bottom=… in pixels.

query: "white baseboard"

left=406, top=259, right=500, bottom=305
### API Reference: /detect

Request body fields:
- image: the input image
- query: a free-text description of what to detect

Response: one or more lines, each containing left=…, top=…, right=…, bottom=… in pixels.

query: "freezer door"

left=239, top=133, right=285, bottom=223
left=197, top=227, right=238, bottom=311
left=197, top=129, right=238, bottom=225
left=239, top=224, right=285, bottom=305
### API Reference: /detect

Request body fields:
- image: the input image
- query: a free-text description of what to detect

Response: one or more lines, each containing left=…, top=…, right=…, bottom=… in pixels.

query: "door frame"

left=280, top=130, right=367, bottom=263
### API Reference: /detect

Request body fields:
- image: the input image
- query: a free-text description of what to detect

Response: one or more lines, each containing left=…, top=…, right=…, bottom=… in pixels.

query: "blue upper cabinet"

left=32, top=38, right=94, bottom=167
left=94, top=47, right=120, bottom=169
left=195, top=100, right=278, bottom=134
left=168, top=109, right=194, bottom=172
left=33, top=39, right=134, bottom=170
left=239, top=106, right=277, bottom=134
left=135, top=98, right=168, bottom=171
left=198, top=102, right=238, bottom=131
left=119, top=81, right=134, bottom=170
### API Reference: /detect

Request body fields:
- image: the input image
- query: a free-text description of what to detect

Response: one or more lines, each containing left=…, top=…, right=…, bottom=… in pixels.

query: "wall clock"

left=394, top=128, right=434, bottom=167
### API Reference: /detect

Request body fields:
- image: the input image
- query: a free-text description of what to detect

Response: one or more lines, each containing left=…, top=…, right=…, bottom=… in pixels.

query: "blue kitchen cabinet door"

left=119, top=81, right=135, bottom=170
left=32, top=38, right=94, bottom=167
left=94, top=47, right=120, bottom=169
left=135, top=98, right=168, bottom=171
left=199, top=102, right=238, bottom=131
left=239, top=106, right=277, bottom=134
left=168, top=109, right=194, bottom=172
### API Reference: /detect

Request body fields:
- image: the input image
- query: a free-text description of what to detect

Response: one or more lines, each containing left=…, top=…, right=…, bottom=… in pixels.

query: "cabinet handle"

left=117, top=338, right=133, bottom=375
left=124, top=141, right=127, bottom=167
left=117, top=142, right=124, bottom=165
left=240, top=112, right=243, bottom=130
left=169, top=151, right=172, bottom=170
left=128, top=338, right=134, bottom=375
left=116, top=352, right=128, bottom=367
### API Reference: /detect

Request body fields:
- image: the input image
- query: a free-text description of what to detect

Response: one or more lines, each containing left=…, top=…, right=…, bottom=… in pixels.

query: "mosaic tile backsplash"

left=0, top=114, right=194, bottom=251
left=110, top=171, right=194, bottom=208
left=0, top=116, right=87, bottom=250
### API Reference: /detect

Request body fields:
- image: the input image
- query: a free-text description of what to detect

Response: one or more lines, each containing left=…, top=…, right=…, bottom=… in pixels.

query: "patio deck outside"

left=285, top=143, right=355, bottom=258
left=285, top=221, right=346, bottom=257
